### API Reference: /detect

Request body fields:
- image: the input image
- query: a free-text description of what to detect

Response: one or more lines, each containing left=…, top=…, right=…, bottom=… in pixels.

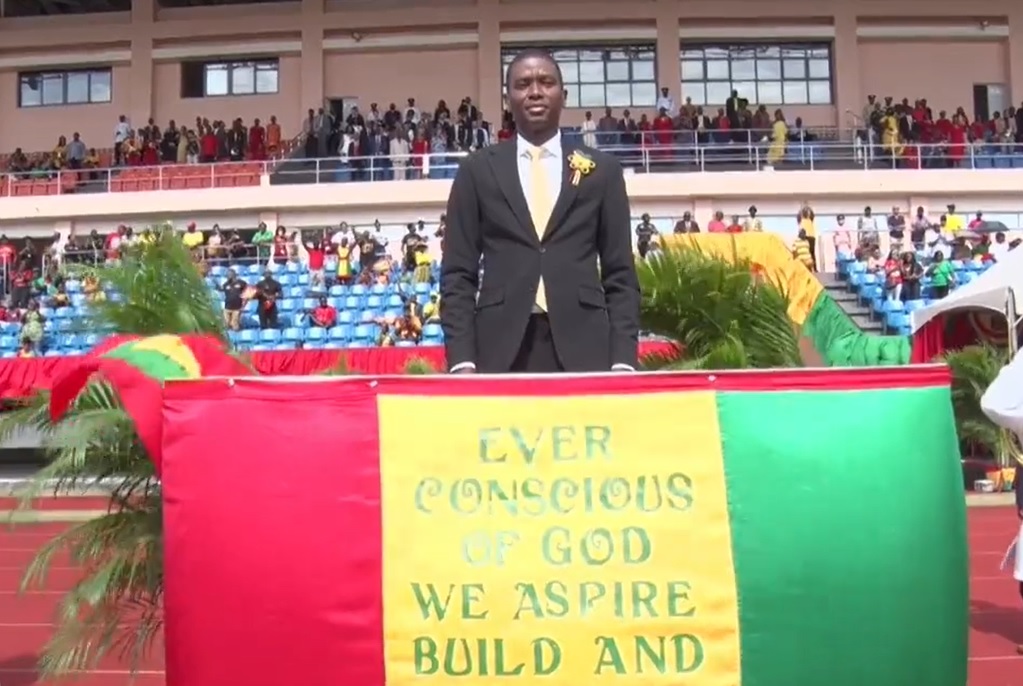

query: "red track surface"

left=0, top=508, right=1020, bottom=685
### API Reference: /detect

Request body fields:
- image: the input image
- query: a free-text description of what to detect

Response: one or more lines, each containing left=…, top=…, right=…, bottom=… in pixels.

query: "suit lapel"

left=489, top=142, right=536, bottom=239
left=542, top=152, right=580, bottom=241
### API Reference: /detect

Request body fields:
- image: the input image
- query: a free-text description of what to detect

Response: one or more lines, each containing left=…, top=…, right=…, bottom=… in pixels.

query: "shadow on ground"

left=971, top=598, right=1023, bottom=648
left=0, top=653, right=40, bottom=686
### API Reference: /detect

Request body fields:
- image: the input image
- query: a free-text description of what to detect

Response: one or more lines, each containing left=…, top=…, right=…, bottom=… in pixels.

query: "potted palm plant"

left=0, top=231, right=435, bottom=677
left=637, top=242, right=804, bottom=369
left=943, top=344, right=1020, bottom=490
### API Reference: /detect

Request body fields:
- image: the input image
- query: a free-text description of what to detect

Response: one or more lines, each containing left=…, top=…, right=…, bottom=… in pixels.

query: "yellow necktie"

left=528, top=146, right=553, bottom=311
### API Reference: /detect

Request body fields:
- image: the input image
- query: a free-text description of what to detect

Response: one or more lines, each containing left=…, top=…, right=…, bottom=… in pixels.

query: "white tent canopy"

left=910, top=248, right=1023, bottom=334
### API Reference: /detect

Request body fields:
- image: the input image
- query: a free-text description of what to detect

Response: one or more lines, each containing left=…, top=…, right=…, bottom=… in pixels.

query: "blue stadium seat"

left=259, top=329, right=281, bottom=343
left=306, top=327, right=326, bottom=342
left=328, top=325, right=350, bottom=341
left=282, top=327, right=304, bottom=342
left=353, top=324, right=374, bottom=341
left=343, top=296, right=361, bottom=309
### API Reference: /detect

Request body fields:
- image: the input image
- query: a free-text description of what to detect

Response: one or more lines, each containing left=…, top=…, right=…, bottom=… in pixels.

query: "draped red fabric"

left=0, top=342, right=677, bottom=400
left=910, top=318, right=946, bottom=363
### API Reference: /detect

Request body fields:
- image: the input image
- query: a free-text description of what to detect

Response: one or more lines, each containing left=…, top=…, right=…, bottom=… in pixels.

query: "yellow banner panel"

left=378, top=391, right=740, bottom=686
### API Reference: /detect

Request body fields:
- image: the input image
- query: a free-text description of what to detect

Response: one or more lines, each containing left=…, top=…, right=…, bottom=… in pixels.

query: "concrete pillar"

left=477, top=0, right=502, bottom=125
left=831, top=10, right=861, bottom=131
left=655, top=0, right=680, bottom=108
left=1007, top=9, right=1023, bottom=105
left=129, top=0, right=155, bottom=126
left=301, top=0, right=325, bottom=111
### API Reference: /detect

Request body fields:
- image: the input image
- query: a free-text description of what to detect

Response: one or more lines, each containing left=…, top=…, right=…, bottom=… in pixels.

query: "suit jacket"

left=440, top=139, right=640, bottom=373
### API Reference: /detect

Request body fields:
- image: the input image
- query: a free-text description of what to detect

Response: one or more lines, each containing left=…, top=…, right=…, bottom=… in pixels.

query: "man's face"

left=506, top=55, right=564, bottom=135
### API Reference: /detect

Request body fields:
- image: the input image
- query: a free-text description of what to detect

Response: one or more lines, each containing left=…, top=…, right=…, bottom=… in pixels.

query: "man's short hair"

left=504, top=47, right=564, bottom=90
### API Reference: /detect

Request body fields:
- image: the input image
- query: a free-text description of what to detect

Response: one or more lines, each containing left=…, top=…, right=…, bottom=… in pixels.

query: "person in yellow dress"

left=797, top=204, right=817, bottom=272
left=882, top=109, right=903, bottom=157
left=766, top=109, right=788, bottom=166
left=792, top=229, right=814, bottom=270
left=335, top=237, right=352, bottom=285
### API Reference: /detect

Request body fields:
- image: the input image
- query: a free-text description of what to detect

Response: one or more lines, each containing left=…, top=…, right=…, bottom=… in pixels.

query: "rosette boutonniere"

left=567, top=150, right=596, bottom=187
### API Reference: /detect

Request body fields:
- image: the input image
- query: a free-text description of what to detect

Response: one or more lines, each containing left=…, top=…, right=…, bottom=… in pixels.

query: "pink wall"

left=152, top=56, right=303, bottom=133
left=859, top=40, right=1009, bottom=117
left=1, top=0, right=1023, bottom=153
left=323, top=49, right=480, bottom=116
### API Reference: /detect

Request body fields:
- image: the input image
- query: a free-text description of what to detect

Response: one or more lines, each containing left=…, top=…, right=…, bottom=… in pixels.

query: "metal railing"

left=3, top=137, right=1023, bottom=196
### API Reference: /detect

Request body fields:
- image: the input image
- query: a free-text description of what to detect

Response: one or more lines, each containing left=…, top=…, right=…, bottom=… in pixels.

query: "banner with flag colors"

left=159, top=367, right=967, bottom=686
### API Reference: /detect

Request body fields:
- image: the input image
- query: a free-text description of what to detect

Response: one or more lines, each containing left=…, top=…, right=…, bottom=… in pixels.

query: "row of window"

left=18, top=42, right=836, bottom=110
left=17, top=59, right=282, bottom=108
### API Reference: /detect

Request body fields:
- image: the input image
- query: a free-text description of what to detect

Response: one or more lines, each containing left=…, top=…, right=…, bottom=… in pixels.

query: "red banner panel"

left=160, top=379, right=384, bottom=686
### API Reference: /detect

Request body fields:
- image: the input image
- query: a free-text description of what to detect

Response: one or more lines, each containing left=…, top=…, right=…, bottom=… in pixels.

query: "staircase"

left=817, top=272, right=884, bottom=333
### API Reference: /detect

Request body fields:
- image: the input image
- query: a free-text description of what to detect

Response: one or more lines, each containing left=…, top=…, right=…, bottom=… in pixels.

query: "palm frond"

left=943, top=344, right=1022, bottom=466
left=6, top=225, right=226, bottom=676
left=638, top=245, right=802, bottom=369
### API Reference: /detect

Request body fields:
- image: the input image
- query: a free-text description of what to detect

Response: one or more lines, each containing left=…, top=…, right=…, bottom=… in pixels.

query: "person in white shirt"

left=989, top=232, right=1010, bottom=262
left=113, top=115, right=131, bottom=166
left=581, top=110, right=597, bottom=148
left=655, top=87, right=675, bottom=116
left=390, top=129, right=411, bottom=180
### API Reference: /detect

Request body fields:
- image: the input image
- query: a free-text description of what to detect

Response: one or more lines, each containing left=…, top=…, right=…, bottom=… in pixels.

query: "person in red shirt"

left=248, top=118, right=267, bottom=161
left=497, top=121, right=514, bottom=142
left=10, top=260, right=33, bottom=308
left=0, top=236, right=16, bottom=271
left=652, top=108, right=674, bottom=160
left=105, top=226, right=125, bottom=263
left=948, top=113, right=968, bottom=167
left=310, top=296, right=337, bottom=328
left=411, top=130, right=430, bottom=179
left=304, top=232, right=328, bottom=288
left=726, top=215, right=744, bottom=233
left=272, top=226, right=290, bottom=266
left=141, top=139, right=159, bottom=166
left=200, top=128, right=217, bottom=163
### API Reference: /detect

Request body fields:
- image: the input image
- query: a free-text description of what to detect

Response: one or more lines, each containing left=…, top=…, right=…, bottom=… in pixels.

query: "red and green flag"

left=49, top=334, right=252, bottom=472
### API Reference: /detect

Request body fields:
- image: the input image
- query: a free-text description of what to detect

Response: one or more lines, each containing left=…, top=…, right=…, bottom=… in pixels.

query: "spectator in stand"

left=910, top=207, right=931, bottom=251
left=267, top=115, right=282, bottom=156
left=791, top=229, right=813, bottom=271
left=20, top=300, right=44, bottom=353
left=249, top=118, right=267, bottom=161
left=634, top=214, right=657, bottom=258
left=857, top=206, right=879, bottom=248
left=10, top=261, right=32, bottom=308
left=335, top=236, right=353, bottom=285
left=990, top=232, right=1010, bottom=262
left=707, top=211, right=727, bottom=232
left=206, top=225, right=225, bottom=261
left=887, top=206, right=906, bottom=250
left=0, top=237, right=16, bottom=276
left=222, top=268, right=246, bottom=331
left=926, top=252, right=955, bottom=299
left=900, top=253, right=923, bottom=302
left=832, top=215, right=852, bottom=255
left=310, top=296, right=337, bottom=328
left=883, top=249, right=902, bottom=301
left=304, top=231, right=328, bottom=288
left=742, top=206, right=762, bottom=232
left=968, top=211, right=985, bottom=229
left=390, top=127, right=411, bottom=180
left=797, top=205, right=817, bottom=271
left=674, top=211, right=699, bottom=233
left=945, top=204, right=964, bottom=233
left=113, top=114, right=131, bottom=166
left=254, top=269, right=282, bottom=329
left=66, top=133, right=87, bottom=169
left=200, top=126, right=217, bottom=163
left=766, top=110, right=787, bottom=166
left=252, top=223, right=273, bottom=265
left=272, top=226, right=290, bottom=266
left=182, top=222, right=204, bottom=254
left=726, top=215, right=743, bottom=233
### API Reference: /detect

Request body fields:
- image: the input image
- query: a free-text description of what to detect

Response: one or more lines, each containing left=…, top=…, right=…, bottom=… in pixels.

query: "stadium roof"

left=2, top=0, right=293, bottom=17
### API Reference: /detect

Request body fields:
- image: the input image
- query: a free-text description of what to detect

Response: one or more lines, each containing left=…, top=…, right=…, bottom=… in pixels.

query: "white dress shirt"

left=451, top=131, right=634, bottom=373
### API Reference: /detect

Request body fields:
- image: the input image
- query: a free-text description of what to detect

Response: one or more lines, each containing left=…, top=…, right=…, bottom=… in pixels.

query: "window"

left=679, top=44, right=832, bottom=106
left=18, top=68, right=112, bottom=108
left=501, top=45, right=657, bottom=109
left=182, top=59, right=279, bottom=98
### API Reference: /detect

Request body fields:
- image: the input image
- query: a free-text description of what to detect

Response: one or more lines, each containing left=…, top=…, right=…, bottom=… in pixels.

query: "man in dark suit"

left=440, top=47, right=640, bottom=374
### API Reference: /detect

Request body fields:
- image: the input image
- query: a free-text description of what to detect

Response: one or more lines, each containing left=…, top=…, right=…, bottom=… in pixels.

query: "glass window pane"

left=731, top=59, right=755, bottom=80
left=563, top=84, right=580, bottom=108
left=578, top=50, right=603, bottom=61
left=89, top=70, right=112, bottom=102
left=255, top=66, right=278, bottom=94
left=809, top=47, right=830, bottom=59
left=631, top=59, right=655, bottom=82
left=758, top=46, right=781, bottom=58
left=783, top=81, right=809, bottom=105
left=608, top=50, right=629, bottom=60
left=552, top=49, right=578, bottom=62
left=680, top=60, right=704, bottom=81
left=757, top=59, right=781, bottom=79
left=559, top=61, right=579, bottom=84
left=781, top=47, right=808, bottom=59
left=606, top=60, right=629, bottom=82
left=757, top=81, right=782, bottom=104
left=41, top=75, right=63, bottom=105
left=683, top=83, right=706, bottom=106
left=706, top=81, right=731, bottom=104
left=705, top=47, right=729, bottom=59
left=578, top=61, right=605, bottom=84
left=782, top=59, right=806, bottom=79
left=205, top=65, right=228, bottom=96
left=808, top=58, right=830, bottom=79
left=680, top=47, right=704, bottom=58
left=19, top=78, right=41, bottom=107
left=630, top=81, right=656, bottom=106
left=808, top=80, right=832, bottom=104
left=733, top=80, right=756, bottom=102
left=66, top=72, right=90, bottom=104
left=231, top=64, right=255, bottom=95
left=607, top=82, right=631, bottom=107
left=579, top=83, right=605, bottom=107
left=706, top=60, right=730, bottom=80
